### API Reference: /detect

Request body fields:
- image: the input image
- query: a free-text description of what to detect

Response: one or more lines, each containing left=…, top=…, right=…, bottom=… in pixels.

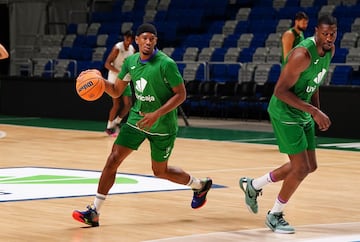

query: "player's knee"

left=293, top=165, right=310, bottom=180
left=104, top=152, right=122, bottom=171
left=309, top=163, right=318, bottom=173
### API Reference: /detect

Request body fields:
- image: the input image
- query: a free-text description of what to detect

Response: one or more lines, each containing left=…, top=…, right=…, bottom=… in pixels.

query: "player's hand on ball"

left=76, top=69, right=105, bottom=101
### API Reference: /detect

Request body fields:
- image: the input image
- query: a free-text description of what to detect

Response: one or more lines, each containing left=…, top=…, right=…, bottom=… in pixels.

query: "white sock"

left=270, top=196, right=286, bottom=214
left=186, top=175, right=202, bottom=190
left=93, top=193, right=106, bottom=213
left=114, top=116, right=122, bottom=124
left=252, top=172, right=273, bottom=190
left=107, top=120, right=114, bottom=129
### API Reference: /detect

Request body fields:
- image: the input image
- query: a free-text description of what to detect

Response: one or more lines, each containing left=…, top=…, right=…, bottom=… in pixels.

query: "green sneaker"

left=239, top=177, right=262, bottom=214
left=265, top=211, right=295, bottom=234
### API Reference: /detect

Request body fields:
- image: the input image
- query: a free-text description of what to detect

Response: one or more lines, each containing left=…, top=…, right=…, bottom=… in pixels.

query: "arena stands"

left=8, top=0, right=360, bottom=119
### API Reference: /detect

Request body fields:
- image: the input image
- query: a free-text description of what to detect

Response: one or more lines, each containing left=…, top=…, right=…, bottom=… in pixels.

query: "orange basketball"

left=76, top=69, right=105, bottom=101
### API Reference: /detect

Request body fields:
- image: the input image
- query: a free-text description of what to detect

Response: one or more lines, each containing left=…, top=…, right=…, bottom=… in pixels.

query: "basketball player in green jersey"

left=281, top=11, right=309, bottom=65
left=239, top=14, right=336, bottom=233
left=73, top=23, right=212, bottom=227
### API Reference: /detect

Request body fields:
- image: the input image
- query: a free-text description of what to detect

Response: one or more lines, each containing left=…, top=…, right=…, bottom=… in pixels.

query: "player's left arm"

left=153, top=82, right=186, bottom=117
left=311, top=90, right=320, bottom=109
left=136, top=60, right=186, bottom=130
left=137, top=82, right=186, bottom=130
left=148, top=60, right=186, bottom=117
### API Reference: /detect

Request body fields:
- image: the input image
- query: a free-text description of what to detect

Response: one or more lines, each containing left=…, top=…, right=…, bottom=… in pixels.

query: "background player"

left=281, top=11, right=309, bottom=64
left=104, top=30, right=135, bottom=136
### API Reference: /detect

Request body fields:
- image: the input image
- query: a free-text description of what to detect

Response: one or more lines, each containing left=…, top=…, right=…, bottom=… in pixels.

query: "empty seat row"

left=182, top=79, right=275, bottom=119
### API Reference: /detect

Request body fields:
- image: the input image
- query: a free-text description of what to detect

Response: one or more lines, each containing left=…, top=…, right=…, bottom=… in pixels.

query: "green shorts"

left=270, top=117, right=316, bottom=155
left=114, top=124, right=176, bottom=162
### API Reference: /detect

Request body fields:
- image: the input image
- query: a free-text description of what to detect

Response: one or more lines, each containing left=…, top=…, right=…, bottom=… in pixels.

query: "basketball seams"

left=76, top=70, right=105, bottom=101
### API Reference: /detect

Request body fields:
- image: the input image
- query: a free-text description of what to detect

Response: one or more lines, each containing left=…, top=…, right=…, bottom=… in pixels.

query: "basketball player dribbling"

left=72, top=23, right=212, bottom=227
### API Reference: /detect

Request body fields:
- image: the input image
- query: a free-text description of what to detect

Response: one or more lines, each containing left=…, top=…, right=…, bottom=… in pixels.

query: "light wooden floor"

left=1, top=124, right=359, bottom=242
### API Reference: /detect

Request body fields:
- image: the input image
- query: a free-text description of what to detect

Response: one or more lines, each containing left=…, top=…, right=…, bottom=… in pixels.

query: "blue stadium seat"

left=332, top=48, right=349, bottom=63
left=69, top=47, right=93, bottom=61
left=227, top=64, right=241, bottom=82
left=84, top=35, right=97, bottom=48
left=196, top=64, right=206, bottom=81
left=177, top=63, right=186, bottom=76
left=204, top=0, right=228, bottom=18
left=250, top=33, right=268, bottom=48
left=285, top=0, right=300, bottom=7
left=234, top=20, right=250, bottom=35
left=351, top=70, right=360, bottom=85
left=182, top=34, right=210, bottom=49
left=73, top=35, right=87, bottom=47
left=330, top=66, right=353, bottom=85
left=97, top=22, right=120, bottom=35
left=336, top=17, right=354, bottom=33
left=238, top=48, right=256, bottom=63
left=66, top=23, right=77, bottom=34
left=334, top=6, right=359, bottom=21
left=168, top=0, right=187, bottom=9
left=171, top=47, right=185, bottom=61
left=105, top=34, right=119, bottom=47
left=277, top=7, right=301, bottom=19
left=268, top=64, right=281, bottom=83
left=154, top=10, right=167, bottom=22
left=211, top=64, right=227, bottom=82
left=208, top=21, right=225, bottom=34
left=211, top=48, right=227, bottom=61
left=248, top=7, right=277, bottom=21
left=74, top=60, right=104, bottom=76
left=58, top=47, right=72, bottom=59
left=223, top=34, right=240, bottom=48
left=249, top=20, right=277, bottom=34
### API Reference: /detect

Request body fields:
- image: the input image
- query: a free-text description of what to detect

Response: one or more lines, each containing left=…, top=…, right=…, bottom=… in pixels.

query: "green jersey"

left=268, top=37, right=332, bottom=124
left=281, top=28, right=305, bottom=64
left=118, top=50, right=183, bottom=135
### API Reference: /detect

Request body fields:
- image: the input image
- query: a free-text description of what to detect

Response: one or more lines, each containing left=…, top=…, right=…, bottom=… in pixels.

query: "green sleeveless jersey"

left=281, top=28, right=304, bottom=64
left=268, top=37, right=332, bottom=124
left=118, top=50, right=183, bottom=135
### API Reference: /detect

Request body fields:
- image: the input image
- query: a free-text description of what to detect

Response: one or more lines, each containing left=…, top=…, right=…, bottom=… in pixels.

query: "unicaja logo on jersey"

left=135, top=77, right=155, bottom=102
left=135, top=77, right=147, bottom=92
left=306, top=68, right=327, bottom=93
left=313, top=68, right=327, bottom=84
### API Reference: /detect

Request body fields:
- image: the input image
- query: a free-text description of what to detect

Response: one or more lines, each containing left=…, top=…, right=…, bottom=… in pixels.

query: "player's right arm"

left=281, top=30, right=295, bottom=62
left=104, top=78, right=128, bottom=98
left=274, top=47, right=310, bottom=104
left=104, top=55, right=131, bottom=98
left=274, top=47, right=331, bottom=131
left=0, top=43, right=9, bottom=60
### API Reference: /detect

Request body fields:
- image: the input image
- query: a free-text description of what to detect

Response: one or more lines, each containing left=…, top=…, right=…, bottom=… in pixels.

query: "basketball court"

left=0, top=116, right=359, bottom=242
